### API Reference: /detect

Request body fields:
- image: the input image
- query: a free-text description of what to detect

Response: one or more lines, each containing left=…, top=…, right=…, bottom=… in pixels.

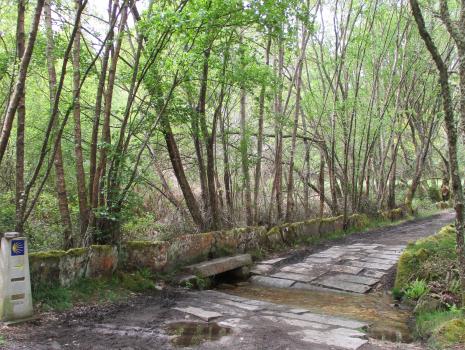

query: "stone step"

left=183, top=254, right=252, bottom=277
left=173, top=306, right=222, bottom=321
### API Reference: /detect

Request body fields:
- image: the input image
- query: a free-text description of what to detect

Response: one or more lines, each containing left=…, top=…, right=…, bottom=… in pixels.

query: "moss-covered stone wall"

left=28, top=213, right=371, bottom=286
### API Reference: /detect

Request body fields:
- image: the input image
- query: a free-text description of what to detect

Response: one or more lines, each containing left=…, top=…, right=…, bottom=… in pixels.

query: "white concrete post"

left=0, top=232, right=33, bottom=322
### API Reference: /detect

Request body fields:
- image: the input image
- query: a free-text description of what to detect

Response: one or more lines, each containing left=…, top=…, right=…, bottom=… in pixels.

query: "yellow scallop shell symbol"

left=12, top=242, right=19, bottom=253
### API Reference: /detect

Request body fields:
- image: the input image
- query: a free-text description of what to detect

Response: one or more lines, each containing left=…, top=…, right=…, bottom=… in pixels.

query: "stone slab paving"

left=250, top=212, right=455, bottom=296
left=251, top=240, right=408, bottom=293
left=173, top=290, right=369, bottom=350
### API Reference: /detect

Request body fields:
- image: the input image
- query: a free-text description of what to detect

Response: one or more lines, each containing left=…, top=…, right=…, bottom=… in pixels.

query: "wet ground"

left=1, top=211, right=455, bottom=350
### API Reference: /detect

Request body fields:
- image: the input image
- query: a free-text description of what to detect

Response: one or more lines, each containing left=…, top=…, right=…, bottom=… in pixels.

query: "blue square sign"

left=11, top=240, right=25, bottom=256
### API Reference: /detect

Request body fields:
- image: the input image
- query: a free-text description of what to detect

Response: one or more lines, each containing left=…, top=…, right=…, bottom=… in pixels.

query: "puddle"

left=165, top=321, right=231, bottom=347
left=223, top=284, right=413, bottom=342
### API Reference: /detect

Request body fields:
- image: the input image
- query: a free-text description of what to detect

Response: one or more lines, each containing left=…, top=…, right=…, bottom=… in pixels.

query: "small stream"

left=221, top=284, right=413, bottom=343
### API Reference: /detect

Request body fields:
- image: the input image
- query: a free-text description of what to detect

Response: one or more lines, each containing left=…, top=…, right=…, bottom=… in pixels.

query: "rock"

left=271, top=272, right=321, bottom=283
left=173, top=306, right=222, bottom=321
left=259, top=256, right=289, bottom=265
left=228, top=266, right=250, bottom=280
left=330, top=265, right=364, bottom=275
left=250, top=275, right=296, bottom=288
left=332, top=273, right=379, bottom=286
left=184, top=254, right=252, bottom=277
left=250, top=264, right=273, bottom=275
left=316, top=276, right=372, bottom=293
left=272, top=311, right=368, bottom=330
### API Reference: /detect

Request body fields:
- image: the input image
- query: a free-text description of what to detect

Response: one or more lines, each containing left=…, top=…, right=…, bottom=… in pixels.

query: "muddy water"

left=166, top=321, right=231, bottom=347
left=223, top=284, right=413, bottom=342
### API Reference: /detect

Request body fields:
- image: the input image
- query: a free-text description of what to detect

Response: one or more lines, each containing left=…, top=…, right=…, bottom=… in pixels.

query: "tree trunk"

left=271, top=40, right=284, bottom=222
left=89, top=2, right=114, bottom=205
left=285, top=26, right=308, bottom=222
left=197, top=48, right=220, bottom=230
left=254, top=35, right=271, bottom=223
left=72, top=0, right=89, bottom=236
left=387, top=142, right=397, bottom=210
left=220, top=106, right=234, bottom=217
left=240, top=88, right=253, bottom=226
left=410, top=0, right=465, bottom=304
left=162, top=116, right=205, bottom=230
left=319, top=155, right=325, bottom=218
left=0, top=0, right=45, bottom=165
left=44, top=0, right=73, bottom=249
left=14, top=0, right=26, bottom=233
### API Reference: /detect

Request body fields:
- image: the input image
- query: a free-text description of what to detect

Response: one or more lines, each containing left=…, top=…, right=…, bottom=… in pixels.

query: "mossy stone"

left=65, top=247, right=88, bottom=257
left=432, top=318, right=465, bottom=347
left=126, top=240, right=165, bottom=249
left=29, top=250, right=66, bottom=261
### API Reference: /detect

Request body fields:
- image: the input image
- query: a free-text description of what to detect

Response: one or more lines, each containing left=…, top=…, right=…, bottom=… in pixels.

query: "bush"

left=404, top=279, right=429, bottom=300
left=395, top=224, right=457, bottom=290
left=427, top=186, right=442, bottom=203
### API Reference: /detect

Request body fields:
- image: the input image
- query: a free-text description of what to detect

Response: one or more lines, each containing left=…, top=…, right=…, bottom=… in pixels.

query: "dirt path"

left=1, top=211, right=455, bottom=350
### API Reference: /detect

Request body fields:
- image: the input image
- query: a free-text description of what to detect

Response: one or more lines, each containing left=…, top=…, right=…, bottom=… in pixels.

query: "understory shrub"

left=395, top=224, right=464, bottom=349
left=395, top=224, right=457, bottom=291
left=404, top=279, right=429, bottom=301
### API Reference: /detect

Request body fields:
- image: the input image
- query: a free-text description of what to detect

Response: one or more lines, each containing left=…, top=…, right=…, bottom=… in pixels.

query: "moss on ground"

left=432, top=318, right=465, bottom=348
left=395, top=224, right=464, bottom=349
left=33, top=270, right=156, bottom=312
left=395, top=224, right=457, bottom=290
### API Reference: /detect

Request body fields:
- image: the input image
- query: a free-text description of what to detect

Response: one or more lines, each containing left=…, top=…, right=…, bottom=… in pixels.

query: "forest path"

left=249, top=210, right=455, bottom=294
left=3, top=211, right=454, bottom=350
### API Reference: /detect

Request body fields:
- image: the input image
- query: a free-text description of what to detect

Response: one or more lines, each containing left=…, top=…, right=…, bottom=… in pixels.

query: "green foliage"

left=415, top=308, right=465, bottom=348
left=193, top=275, right=211, bottom=290
left=392, top=287, right=404, bottom=301
left=432, top=317, right=465, bottom=348
left=427, top=186, right=442, bottom=203
left=119, top=270, right=156, bottom=292
left=395, top=225, right=457, bottom=290
left=0, top=191, right=15, bottom=233
left=33, top=282, right=72, bottom=311
left=404, top=279, right=429, bottom=301
left=33, top=271, right=157, bottom=312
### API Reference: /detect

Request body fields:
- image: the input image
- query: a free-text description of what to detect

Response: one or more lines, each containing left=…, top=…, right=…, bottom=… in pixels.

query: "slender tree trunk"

left=410, top=0, right=465, bottom=304
left=285, top=26, right=308, bottom=222
left=162, top=116, right=205, bottom=230
left=72, top=0, right=89, bottom=235
left=272, top=41, right=284, bottom=221
left=89, top=1, right=114, bottom=205
left=404, top=121, right=434, bottom=214
left=220, top=106, right=233, bottom=217
left=387, top=142, right=398, bottom=210
left=14, top=0, right=26, bottom=233
left=192, top=100, right=209, bottom=214
left=0, top=0, right=45, bottom=165
left=319, top=154, right=325, bottom=218
left=254, top=35, right=271, bottom=223
left=44, top=0, right=73, bottom=248
left=198, top=48, right=220, bottom=230
left=88, top=2, right=128, bottom=244
left=240, top=88, right=253, bottom=226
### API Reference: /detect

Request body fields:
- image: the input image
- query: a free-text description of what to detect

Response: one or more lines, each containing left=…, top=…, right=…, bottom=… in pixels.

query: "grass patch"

left=395, top=224, right=457, bottom=290
left=404, top=279, right=429, bottom=301
left=394, top=223, right=464, bottom=349
left=415, top=308, right=465, bottom=348
left=33, top=269, right=156, bottom=312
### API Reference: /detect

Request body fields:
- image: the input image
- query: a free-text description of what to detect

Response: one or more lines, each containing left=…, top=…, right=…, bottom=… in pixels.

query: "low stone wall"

left=380, top=207, right=407, bottom=221
left=29, top=213, right=371, bottom=288
left=29, top=245, right=117, bottom=287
